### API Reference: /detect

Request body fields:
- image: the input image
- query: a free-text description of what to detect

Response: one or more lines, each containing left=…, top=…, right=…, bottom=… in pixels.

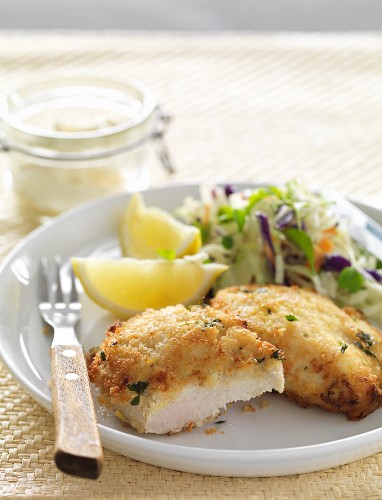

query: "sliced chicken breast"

left=88, top=304, right=284, bottom=434
left=211, top=284, right=382, bottom=420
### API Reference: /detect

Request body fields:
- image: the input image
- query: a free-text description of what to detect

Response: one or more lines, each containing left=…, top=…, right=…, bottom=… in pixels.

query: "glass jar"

left=0, top=77, right=171, bottom=220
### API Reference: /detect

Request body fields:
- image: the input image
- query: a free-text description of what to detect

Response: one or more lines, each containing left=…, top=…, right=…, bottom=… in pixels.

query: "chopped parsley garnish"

left=353, top=331, right=381, bottom=365
left=285, top=314, right=298, bottom=322
left=217, top=206, right=234, bottom=224
left=283, top=228, right=315, bottom=273
left=242, top=287, right=267, bottom=294
left=214, top=420, right=226, bottom=425
left=233, top=209, right=247, bottom=233
left=359, top=347, right=376, bottom=358
left=217, top=204, right=247, bottom=231
left=99, top=350, right=106, bottom=361
left=337, top=267, right=364, bottom=293
left=157, top=248, right=176, bottom=260
left=266, top=307, right=272, bottom=314
left=204, top=318, right=222, bottom=328
left=247, top=188, right=280, bottom=211
left=127, top=380, right=149, bottom=406
left=221, top=234, right=234, bottom=250
left=338, top=342, right=348, bottom=353
left=356, top=331, right=374, bottom=347
left=192, top=221, right=210, bottom=244
left=130, top=395, right=141, bottom=406
left=271, top=350, right=286, bottom=361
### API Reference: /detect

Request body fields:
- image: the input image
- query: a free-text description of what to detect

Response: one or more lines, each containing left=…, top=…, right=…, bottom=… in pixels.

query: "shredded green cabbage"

left=176, top=180, right=382, bottom=324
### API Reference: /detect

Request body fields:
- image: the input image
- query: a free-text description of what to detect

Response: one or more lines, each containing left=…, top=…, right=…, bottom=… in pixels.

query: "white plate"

left=1, top=183, right=382, bottom=477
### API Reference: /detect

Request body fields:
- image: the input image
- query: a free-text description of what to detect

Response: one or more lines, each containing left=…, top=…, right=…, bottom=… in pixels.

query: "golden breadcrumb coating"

left=88, top=304, right=284, bottom=433
left=211, top=284, right=382, bottom=420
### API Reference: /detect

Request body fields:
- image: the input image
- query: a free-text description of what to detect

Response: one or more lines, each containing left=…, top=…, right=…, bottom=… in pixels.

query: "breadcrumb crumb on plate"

left=260, top=400, right=270, bottom=410
left=205, top=427, right=217, bottom=435
left=243, top=404, right=257, bottom=413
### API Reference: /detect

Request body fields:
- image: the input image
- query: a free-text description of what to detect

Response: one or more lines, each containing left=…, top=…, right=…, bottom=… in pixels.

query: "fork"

left=39, top=256, right=103, bottom=479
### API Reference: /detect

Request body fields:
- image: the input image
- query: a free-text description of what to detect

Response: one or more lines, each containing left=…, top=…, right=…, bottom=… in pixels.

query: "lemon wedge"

left=119, top=193, right=202, bottom=259
left=72, top=255, right=228, bottom=317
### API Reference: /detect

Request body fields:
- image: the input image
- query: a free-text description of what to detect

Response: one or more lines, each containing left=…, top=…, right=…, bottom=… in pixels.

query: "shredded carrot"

left=202, top=204, right=211, bottom=225
left=314, top=256, right=324, bottom=272
left=313, top=246, right=325, bottom=272
left=322, top=226, right=337, bottom=236
left=264, top=243, right=275, bottom=264
left=317, top=237, right=333, bottom=253
left=312, top=235, right=333, bottom=272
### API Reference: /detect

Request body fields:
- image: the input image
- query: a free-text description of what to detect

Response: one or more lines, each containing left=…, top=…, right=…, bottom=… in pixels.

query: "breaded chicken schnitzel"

left=211, top=284, right=382, bottom=420
left=88, top=304, right=284, bottom=434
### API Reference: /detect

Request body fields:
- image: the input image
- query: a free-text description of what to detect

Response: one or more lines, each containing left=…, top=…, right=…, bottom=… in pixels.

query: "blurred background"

left=1, top=0, right=382, bottom=31
left=1, top=0, right=382, bottom=216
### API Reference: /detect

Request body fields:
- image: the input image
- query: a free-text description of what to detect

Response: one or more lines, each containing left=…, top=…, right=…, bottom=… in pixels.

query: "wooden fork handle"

left=50, top=344, right=104, bottom=479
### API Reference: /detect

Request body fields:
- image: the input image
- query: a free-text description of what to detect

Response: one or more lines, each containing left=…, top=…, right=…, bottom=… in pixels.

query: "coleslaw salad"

left=176, top=180, right=382, bottom=323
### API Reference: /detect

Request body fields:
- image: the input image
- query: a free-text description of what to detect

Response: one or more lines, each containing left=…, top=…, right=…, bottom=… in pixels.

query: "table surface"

left=1, top=30, right=382, bottom=498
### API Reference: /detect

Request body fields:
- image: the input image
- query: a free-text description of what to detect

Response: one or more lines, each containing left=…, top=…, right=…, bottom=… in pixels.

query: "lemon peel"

left=119, top=193, right=201, bottom=259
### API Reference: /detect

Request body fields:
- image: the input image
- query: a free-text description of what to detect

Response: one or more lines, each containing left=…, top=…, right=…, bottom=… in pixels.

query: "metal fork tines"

left=39, top=256, right=82, bottom=347
left=39, top=256, right=103, bottom=480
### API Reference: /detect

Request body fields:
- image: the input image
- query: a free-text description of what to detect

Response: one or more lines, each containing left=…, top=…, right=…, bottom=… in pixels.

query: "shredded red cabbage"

left=275, top=205, right=294, bottom=229
left=323, top=255, right=351, bottom=272
left=224, top=184, right=236, bottom=197
left=323, top=255, right=382, bottom=283
left=256, top=212, right=275, bottom=275
left=366, top=269, right=382, bottom=283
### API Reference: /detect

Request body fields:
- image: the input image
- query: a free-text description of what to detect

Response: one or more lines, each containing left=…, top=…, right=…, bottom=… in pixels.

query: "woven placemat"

left=1, top=30, right=382, bottom=498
